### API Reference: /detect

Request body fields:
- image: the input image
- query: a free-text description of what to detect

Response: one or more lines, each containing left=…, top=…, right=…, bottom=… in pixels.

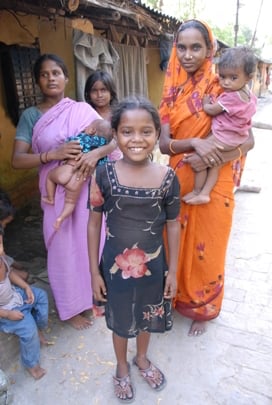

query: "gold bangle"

left=40, top=152, right=45, bottom=164
left=40, top=152, right=49, bottom=164
left=169, top=139, right=177, bottom=155
left=237, top=147, right=242, bottom=159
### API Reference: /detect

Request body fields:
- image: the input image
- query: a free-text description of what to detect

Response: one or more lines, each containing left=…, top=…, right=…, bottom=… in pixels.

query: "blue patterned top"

left=67, top=133, right=108, bottom=165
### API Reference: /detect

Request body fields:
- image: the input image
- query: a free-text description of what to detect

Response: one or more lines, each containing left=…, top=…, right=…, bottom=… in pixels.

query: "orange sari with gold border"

left=159, top=21, right=244, bottom=321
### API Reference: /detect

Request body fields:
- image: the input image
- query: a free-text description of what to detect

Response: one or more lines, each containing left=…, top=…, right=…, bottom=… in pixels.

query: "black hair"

left=33, top=54, right=69, bottom=83
left=219, top=46, right=257, bottom=76
left=0, top=190, right=15, bottom=235
left=111, top=95, right=161, bottom=133
left=177, top=20, right=212, bottom=50
left=84, top=70, right=118, bottom=108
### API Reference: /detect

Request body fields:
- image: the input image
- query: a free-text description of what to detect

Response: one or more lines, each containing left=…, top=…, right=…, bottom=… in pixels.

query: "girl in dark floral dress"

left=88, top=96, right=180, bottom=403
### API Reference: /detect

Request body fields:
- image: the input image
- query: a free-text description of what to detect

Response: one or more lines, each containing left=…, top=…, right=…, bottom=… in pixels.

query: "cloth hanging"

left=112, top=43, right=148, bottom=100
left=73, top=29, right=149, bottom=102
left=73, top=29, right=120, bottom=100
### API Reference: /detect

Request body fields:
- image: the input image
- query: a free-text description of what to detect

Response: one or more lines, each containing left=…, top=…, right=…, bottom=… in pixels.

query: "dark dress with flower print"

left=89, top=162, right=180, bottom=338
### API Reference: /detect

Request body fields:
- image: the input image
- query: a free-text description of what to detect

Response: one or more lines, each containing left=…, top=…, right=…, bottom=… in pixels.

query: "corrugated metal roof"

left=0, top=0, right=181, bottom=44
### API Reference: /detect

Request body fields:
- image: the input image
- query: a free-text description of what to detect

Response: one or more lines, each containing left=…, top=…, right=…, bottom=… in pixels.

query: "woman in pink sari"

left=12, top=54, right=115, bottom=329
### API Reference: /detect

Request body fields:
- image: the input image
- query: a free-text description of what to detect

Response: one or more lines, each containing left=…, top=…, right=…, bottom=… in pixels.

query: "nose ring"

left=190, top=56, right=193, bottom=59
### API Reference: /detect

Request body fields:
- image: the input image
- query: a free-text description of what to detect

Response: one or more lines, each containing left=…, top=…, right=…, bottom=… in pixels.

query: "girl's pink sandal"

left=132, top=357, right=166, bottom=391
left=113, top=365, right=135, bottom=403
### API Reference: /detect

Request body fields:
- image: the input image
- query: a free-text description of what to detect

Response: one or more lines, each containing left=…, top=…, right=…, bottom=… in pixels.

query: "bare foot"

left=42, top=196, right=54, bottom=205
left=38, top=330, right=53, bottom=346
left=81, top=309, right=94, bottom=319
left=188, top=320, right=206, bottom=337
left=186, top=195, right=211, bottom=205
left=27, top=364, right=46, bottom=380
left=182, top=191, right=198, bottom=202
left=67, top=314, right=93, bottom=330
left=53, top=217, right=63, bottom=230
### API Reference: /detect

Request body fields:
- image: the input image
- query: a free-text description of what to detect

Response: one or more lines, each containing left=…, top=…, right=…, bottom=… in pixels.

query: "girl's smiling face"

left=114, top=108, right=159, bottom=165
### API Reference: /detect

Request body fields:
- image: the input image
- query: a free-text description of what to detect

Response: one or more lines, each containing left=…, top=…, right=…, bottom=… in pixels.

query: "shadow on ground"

left=4, top=198, right=47, bottom=279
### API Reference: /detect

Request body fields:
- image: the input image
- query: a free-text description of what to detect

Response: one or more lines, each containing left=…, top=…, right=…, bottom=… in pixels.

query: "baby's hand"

left=7, top=310, right=24, bottom=321
left=24, top=285, right=34, bottom=304
left=84, top=124, right=97, bottom=135
left=203, top=95, right=212, bottom=106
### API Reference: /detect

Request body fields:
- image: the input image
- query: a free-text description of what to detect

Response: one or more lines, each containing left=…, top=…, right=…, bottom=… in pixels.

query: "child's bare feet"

left=53, top=217, right=63, bottom=230
left=27, top=364, right=46, bottom=380
left=42, top=196, right=54, bottom=205
left=67, top=314, right=93, bottom=330
left=38, top=330, right=52, bottom=346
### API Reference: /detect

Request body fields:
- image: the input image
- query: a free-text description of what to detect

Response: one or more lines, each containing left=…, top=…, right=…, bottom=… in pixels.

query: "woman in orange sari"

left=159, top=20, right=254, bottom=336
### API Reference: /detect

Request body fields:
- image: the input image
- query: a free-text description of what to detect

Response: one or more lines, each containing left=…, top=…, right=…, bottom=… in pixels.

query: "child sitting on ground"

left=0, top=205, right=49, bottom=380
left=42, top=119, right=112, bottom=230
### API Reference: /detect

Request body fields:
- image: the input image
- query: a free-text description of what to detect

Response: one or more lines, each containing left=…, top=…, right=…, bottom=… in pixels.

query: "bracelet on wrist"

left=237, top=146, right=242, bottom=159
left=169, top=139, right=177, bottom=155
left=40, top=152, right=45, bottom=164
left=40, top=152, right=49, bottom=164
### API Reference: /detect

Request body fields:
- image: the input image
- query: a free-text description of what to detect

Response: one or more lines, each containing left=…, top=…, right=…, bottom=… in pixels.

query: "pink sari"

left=32, top=98, right=105, bottom=320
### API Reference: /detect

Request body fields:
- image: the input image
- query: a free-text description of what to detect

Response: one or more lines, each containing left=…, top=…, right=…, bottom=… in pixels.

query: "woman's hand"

left=74, top=149, right=100, bottom=180
left=183, top=153, right=208, bottom=172
left=51, top=140, right=82, bottom=161
left=191, top=137, right=224, bottom=167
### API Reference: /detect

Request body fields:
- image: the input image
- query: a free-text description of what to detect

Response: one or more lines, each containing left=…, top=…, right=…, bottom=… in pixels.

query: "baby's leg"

left=182, top=169, right=208, bottom=202
left=54, top=175, right=85, bottom=230
left=187, top=167, right=219, bottom=205
left=43, top=163, right=75, bottom=204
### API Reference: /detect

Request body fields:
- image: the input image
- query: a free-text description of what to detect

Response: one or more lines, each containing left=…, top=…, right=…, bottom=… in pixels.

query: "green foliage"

left=211, top=24, right=235, bottom=46
left=142, top=0, right=162, bottom=11
left=211, top=23, right=253, bottom=47
left=142, top=0, right=271, bottom=57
